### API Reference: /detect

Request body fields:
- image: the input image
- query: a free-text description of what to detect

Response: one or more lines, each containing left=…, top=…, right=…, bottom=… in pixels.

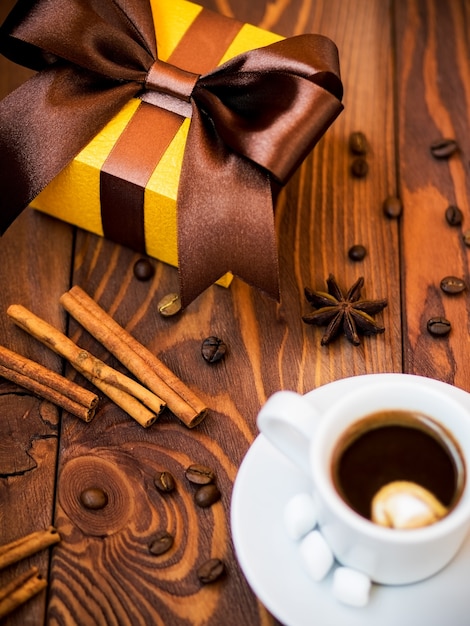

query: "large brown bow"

left=0, top=0, right=343, bottom=306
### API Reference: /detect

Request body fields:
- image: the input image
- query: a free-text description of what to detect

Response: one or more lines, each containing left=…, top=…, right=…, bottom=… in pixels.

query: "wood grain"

left=0, top=4, right=75, bottom=626
left=1, top=0, right=468, bottom=624
left=394, top=0, right=470, bottom=388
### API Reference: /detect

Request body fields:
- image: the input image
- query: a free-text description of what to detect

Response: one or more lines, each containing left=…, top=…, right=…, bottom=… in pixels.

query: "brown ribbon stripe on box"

left=100, top=9, right=243, bottom=256
left=0, top=0, right=343, bottom=307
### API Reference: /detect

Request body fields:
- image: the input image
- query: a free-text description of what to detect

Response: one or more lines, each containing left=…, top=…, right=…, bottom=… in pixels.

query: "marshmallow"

left=299, top=530, right=334, bottom=582
left=371, top=481, right=448, bottom=529
left=332, top=567, right=371, bottom=608
left=284, top=492, right=318, bottom=540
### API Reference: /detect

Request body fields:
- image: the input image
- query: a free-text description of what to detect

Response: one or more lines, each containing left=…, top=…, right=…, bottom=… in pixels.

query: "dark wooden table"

left=1, top=0, right=470, bottom=624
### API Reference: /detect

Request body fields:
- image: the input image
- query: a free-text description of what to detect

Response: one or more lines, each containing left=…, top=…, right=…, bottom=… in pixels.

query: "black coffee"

left=331, top=410, right=465, bottom=522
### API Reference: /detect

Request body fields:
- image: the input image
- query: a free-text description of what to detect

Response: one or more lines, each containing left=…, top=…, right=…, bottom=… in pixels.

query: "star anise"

left=302, top=274, right=388, bottom=346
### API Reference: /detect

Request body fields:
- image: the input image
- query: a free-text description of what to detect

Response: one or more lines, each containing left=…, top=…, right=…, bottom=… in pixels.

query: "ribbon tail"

left=178, top=104, right=280, bottom=308
left=0, top=65, right=138, bottom=234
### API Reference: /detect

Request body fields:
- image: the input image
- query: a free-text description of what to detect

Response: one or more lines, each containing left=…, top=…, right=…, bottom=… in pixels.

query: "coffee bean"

left=157, top=293, right=181, bottom=317
left=463, top=230, right=470, bottom=247
left=445, top=205, right=463, bottom=226
left=382, top=196, right=403, bottom=219
left=349, top=131, right=368, bottom=155
left=197, top=558, right=226, bottom=584
left=154, top=471, right=176, bottom=493
left=440, top=276, right=466, bottom=295
left=185, top=464, right=216, bottom=485
left=149, top=531, right=174, bottom=556
left=348, top=244, right=367, bottom=262
left=427, top=317, right=451, bottom=336
left=194, top=484, right=221, bottom=508
left=350, top=157, right=369, bottom=178
left=201, top=336, right=227, bottom=363
left=79, top=487, right=108, bottom=510
left=430, top=138, right=458, bottom=159
left=133, top=258, right=155, bottom=281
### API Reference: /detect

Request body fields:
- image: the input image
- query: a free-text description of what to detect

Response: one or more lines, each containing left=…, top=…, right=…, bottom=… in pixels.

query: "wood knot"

left=58, top=456, right=134, bottom=536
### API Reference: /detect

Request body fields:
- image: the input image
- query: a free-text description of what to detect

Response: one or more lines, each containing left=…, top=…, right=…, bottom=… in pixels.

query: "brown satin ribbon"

left=100, top=9, right=242, bottom=254
left=0, top=0, right=343, bottom=307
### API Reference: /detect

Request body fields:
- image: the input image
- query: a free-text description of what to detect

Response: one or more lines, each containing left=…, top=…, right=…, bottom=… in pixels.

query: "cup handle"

left=257, top=390, right=320, bottom=475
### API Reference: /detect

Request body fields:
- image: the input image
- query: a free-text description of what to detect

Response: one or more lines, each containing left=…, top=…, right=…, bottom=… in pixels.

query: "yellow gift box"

left=31, top=0, right=282, bottom=288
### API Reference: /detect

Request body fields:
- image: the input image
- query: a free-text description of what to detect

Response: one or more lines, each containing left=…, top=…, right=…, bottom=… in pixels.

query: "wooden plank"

left=201, top=0, right=401, bottom=382
left=44, top=1, right=400, bottom=625
left=273, top=0, right=402, bottom=385
left=0, top=8, right=75, bottom=626
left=394, top=0, right=470, bottom=389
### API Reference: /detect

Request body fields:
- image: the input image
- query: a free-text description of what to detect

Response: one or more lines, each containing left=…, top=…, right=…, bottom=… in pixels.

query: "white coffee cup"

left=257, top=378, right=470, bottom=585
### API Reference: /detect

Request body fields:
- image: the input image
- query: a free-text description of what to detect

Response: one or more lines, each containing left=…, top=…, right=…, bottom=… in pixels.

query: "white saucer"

left=231, top=374, right=470, bottom=626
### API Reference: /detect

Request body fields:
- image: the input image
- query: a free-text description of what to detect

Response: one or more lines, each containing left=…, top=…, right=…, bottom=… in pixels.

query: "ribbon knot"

left=145, top=59, right=199, bottom=103
left=0, top=0, right=343, bottom=307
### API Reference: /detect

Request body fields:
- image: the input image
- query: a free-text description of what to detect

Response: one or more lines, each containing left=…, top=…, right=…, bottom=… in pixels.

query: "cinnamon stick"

left=0, top=567, right=47, bottom=619
left=0, top=527, right=60, bottom=571
left=60, top=286, right=207, bottom=427
left=0, top=345, right=98, bottom=421
left=7, top=304, right=164, bottom=428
